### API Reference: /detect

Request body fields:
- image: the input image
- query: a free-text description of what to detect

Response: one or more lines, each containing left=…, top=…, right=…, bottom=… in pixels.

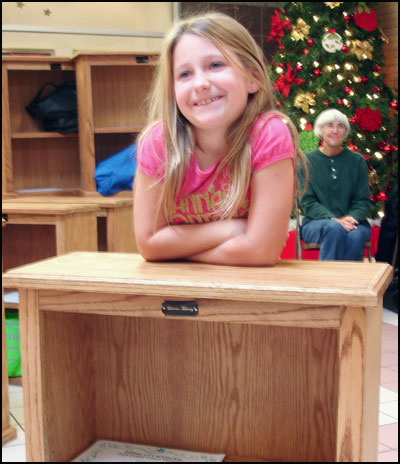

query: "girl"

left=134, top=13, right=306, bottom=266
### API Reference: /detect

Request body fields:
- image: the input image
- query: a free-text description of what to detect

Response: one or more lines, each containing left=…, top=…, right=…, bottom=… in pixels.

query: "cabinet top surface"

left=2, top=202, right=100, bottom=215
left=72, top=50, right=159, bottom=58
left=2, top=252, right=393, bottom=306
left=3, top=196, right=132, bottom=208
left=2, top=56, right=71, bottom=63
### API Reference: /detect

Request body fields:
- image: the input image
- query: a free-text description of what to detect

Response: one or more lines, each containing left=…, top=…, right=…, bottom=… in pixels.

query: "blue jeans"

left=301, top=219, right=371, bottom=261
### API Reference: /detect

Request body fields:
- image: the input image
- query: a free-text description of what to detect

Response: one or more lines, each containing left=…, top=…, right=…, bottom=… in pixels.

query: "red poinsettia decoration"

left=353, top=2, right=378, bottom=32
left=354, top=103, right=382, bottom=132
left=273, top=63, right=305, bottom=98
left=267, top=9, right=291, bottom=48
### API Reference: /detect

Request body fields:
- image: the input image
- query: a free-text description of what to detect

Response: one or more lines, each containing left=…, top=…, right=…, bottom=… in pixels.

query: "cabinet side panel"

left=40, top=311, right=96, bottom=462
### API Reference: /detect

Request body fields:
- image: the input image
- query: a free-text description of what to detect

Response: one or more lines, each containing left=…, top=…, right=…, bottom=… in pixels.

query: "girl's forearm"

left=188, top=233, right=284, bottom=266
left=138, top=219, right=246, bottom=261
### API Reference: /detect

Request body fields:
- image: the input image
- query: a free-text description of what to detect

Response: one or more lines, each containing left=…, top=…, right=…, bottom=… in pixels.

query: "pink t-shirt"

left=138, top=113, right=294, bottom=224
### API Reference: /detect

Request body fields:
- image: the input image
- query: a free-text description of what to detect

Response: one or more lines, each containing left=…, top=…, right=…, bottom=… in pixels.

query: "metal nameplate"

left=162, top=300, right=199, bottom=317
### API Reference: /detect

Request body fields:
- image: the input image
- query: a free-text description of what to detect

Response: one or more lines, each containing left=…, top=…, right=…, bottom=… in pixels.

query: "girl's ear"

left=248, top=82, right=260, bottom=94
left=247, top=69, right=260, bottom=94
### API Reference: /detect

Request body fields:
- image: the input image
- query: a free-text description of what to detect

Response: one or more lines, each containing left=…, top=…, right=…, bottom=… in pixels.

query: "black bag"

left=25, top=81, right=78, bottom=133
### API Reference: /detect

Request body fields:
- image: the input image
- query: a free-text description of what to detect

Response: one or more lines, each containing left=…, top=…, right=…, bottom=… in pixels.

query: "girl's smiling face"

left=173, top=33, right=256, bottom=136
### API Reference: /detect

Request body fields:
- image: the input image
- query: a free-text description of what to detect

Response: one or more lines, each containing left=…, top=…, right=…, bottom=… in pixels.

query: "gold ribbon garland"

left=294, top=92, right=316, bottom=113
left=324, top=2, right=343, bottom=8
left=350, top=40, right=373, bottom=60
left=368, top=169, right=378, bottom=188
left=290, top=18, right=310, bottom=41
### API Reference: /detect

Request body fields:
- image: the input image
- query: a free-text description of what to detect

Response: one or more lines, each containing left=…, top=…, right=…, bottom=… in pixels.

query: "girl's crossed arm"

left=134, top=157, right=294, bottom=266
left=188, top=158, right=294, bottom=266
left=134, top=172, right=247, bottom=261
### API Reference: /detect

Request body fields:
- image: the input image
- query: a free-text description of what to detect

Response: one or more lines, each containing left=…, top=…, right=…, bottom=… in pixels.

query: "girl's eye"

left=210, top=61, right=225, bottom=70
left=178, top=71, right=191, bottom=79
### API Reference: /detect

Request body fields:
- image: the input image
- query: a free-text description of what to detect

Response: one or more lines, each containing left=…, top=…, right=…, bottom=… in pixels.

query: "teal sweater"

left=300, top=148, right=371, bottom=225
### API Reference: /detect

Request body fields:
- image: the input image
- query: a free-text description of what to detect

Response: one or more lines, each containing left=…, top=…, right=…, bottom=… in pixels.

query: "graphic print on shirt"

left=170, top=183, right=250, bottom=224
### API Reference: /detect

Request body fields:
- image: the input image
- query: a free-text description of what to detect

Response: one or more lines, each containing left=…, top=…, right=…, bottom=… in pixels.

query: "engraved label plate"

left=162, top=300, right=199, bottom=317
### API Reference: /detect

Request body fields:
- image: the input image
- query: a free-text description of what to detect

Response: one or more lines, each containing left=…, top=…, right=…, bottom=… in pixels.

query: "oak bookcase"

left=2, top=53, right=157, bottom=197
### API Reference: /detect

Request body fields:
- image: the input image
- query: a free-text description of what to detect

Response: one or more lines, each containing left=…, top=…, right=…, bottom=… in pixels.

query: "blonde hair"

left=314, top=109, right=351, bottom=139
left=138, top=12, right=307, bottom=222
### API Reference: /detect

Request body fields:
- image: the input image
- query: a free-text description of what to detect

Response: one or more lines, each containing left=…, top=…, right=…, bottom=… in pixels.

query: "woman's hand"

left=332, top=216, right=358, bottom=232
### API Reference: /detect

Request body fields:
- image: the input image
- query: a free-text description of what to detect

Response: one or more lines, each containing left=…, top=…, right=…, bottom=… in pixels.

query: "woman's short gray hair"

left=313, top=109, right=350, bottom=139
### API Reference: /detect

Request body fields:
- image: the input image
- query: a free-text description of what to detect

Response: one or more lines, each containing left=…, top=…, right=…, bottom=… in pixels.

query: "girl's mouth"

left=194, top=96, right=222, bottom=106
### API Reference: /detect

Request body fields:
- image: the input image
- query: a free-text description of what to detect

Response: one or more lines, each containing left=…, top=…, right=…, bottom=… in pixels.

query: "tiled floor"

left=2, top=308, right=398, bottom=462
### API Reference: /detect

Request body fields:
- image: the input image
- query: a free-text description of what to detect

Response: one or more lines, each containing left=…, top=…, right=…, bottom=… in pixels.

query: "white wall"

left=2, top=2, right=173, bottom=56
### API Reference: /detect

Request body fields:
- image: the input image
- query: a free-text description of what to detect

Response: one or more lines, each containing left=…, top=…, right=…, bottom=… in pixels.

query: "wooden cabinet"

left=2, top=53, right=158, bottom=197
left=2, top=253, right=394, bottom=461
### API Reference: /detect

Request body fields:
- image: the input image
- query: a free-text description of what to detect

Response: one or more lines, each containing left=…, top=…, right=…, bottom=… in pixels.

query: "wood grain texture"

left=362, top=297, right=383, bottom=461
left=2, top=63, right=14, bottom=194
left=19, top=289, right=45, bottom=461
left=37, top=290, right=343, bottom=328
left=2, top=252, right=393, bottom=307
left=75, top=55, right=96, bottom=193
left=2, top=208, right=99, bottom=273
left=2, top=219, right=17, bottom=445
left=105, top=205, right=137, bottom=253
left=3, top=195, right=132, bottom=208
left=37, top=312, right=339, bottom=461
left=336, top=306, right=365, bottom=461
left=2, top=202, right=99, bottom=215
left=7, top=253, right=391, bottom=461
left=376, top=2, right=398, bottom=91
left=3, top=196, right=136, bottom=252
left=40, top=311, right=96, bottom=462
left=2, top=224, right=56, bottom=273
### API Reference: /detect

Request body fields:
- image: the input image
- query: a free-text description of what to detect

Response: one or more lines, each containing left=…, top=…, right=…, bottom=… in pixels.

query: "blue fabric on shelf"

left=94, top=144, right=137, bottom=196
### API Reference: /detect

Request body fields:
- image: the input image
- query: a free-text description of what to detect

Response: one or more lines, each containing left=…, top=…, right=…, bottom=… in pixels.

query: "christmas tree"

left=267, top=2, right=398, bottom=218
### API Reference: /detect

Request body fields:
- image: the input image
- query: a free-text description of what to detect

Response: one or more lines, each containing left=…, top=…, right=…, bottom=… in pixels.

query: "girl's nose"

left=194, top=72, right=210, bottom=90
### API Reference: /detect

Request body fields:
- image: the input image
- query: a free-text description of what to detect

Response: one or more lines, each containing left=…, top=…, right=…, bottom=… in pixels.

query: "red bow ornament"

left=267, top=9, right=292, bottom=48
left=273, top=63, right=306, bottom=98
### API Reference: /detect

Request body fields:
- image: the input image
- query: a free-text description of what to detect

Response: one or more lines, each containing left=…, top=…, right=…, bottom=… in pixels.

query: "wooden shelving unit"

left=73, top=52, right=158, bottom=196
left=2, top=52, right=158, bottom=197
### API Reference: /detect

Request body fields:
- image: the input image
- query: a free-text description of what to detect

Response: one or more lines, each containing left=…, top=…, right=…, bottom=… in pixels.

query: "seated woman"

left=299, top=109, right=371, bottom=261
